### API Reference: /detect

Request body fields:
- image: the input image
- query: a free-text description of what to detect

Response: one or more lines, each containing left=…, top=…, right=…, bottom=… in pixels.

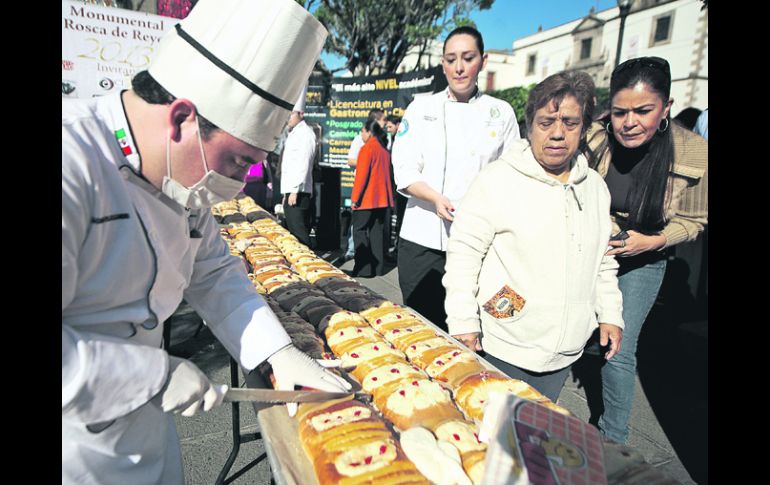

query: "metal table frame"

left=215, top=357, right=273, bottom=485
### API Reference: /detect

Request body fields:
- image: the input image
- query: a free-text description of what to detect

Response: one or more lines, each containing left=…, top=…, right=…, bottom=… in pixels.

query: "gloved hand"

left=267, top=344, right=352, bottom=417
left=153, top=356, right=227, bottom=417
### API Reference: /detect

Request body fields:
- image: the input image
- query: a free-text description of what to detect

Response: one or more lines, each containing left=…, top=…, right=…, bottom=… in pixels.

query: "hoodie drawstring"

left=564, top=184, right=583, bottom=254
left=565, top=183, right=583, bottom=211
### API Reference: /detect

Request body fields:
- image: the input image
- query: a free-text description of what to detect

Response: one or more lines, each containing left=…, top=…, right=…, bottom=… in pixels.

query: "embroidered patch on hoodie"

left=483, top=285, right=526, bottom=319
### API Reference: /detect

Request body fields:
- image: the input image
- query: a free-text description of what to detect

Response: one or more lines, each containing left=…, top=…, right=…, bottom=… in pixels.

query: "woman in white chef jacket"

left=392, top=26, right=520, bottom=331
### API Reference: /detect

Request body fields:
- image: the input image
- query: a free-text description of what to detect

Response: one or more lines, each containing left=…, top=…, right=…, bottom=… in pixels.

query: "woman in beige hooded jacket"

left=443, top=71, right=623, bottom=402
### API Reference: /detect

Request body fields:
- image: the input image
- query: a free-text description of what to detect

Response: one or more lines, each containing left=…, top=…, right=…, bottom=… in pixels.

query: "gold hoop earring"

left=658, top=118, right=669, bottom=133
left=605, top=121, right=613, bottom=134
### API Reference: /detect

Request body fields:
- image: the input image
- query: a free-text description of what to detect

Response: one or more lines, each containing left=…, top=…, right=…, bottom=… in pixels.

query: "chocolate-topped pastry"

left=270, top=283, right=324, bottom=307
left=291, top=295, right=338, bottom=318
left=222, top=213, right=247, bottom=224
left=304, top=303, right=344, bottom=330
left=346, top=296, right=390, bottom=314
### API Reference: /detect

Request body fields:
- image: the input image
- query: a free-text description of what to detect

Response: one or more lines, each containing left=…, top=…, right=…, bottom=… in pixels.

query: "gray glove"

left=153, top=356, right=227, bottom=417
left=267, top=344, right=352, bottom=417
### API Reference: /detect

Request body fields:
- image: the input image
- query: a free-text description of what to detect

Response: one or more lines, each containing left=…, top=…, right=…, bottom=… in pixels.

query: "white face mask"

left=162, top=117, right=245, bottom=209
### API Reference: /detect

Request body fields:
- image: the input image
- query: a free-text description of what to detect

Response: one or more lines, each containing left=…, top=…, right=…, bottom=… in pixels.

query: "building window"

left=527, top=54, right=536, bottom=75
left=580, top=38, right=592, bottom=60
left=654, top=16, right=670, bottom=42
left=650, top=12, right=674, bottom=46
left=486, top=71, right=495, bottom=91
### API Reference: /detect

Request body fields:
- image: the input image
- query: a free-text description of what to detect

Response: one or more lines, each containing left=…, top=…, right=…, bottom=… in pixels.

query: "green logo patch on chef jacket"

left=490, top=106, right=501, bottom=119
left=396, top=119, right=409, bottom=137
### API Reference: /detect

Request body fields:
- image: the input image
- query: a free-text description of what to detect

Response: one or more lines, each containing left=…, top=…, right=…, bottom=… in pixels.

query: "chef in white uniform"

left=392, top=26, right=520, bottom=331
left=280, top=84, right=317, bottom=246
left=62, top=1, right=349, bottom=483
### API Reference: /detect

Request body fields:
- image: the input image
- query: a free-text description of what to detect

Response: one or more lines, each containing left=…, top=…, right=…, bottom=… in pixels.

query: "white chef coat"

left=280, top=119, right=316, bottom=195
left=392, top=87, right=520, bottom=251
left=62, top=92, right=291, bottom=484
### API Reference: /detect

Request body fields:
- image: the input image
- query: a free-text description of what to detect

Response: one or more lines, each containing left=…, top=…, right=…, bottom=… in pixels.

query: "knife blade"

left=223, top=387, right=369, bottom=403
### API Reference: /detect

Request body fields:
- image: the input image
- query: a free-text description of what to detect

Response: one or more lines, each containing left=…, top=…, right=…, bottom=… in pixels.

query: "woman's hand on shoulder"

left=606, top=230, right=666, bottom=257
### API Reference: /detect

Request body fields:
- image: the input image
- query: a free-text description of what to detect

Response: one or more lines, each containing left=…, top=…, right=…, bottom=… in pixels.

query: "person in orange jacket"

left=350, top=119, right=394, bottom=277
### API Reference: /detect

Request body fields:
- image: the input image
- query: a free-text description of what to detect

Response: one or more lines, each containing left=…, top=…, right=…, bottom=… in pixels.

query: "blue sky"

left=321, top=0, right=619, bottom=72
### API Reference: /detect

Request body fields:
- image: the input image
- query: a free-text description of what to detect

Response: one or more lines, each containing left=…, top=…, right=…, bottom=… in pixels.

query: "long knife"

left=223, top=387, right=370, bottom=403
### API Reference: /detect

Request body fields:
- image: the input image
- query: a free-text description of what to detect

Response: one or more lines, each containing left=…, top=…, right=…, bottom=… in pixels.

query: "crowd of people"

left=62, top=0, right=708, bottom=481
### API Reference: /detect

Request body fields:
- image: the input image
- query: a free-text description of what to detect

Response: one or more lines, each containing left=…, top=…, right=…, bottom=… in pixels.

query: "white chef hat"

left=148, top=0, right=327, bottom=152
left=293, top=83, right=308, bottom=113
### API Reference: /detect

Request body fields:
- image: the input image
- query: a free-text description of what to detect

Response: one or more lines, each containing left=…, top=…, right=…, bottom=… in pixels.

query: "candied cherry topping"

left=399, top=390, right=406, bottom=396
left=396, top=315, right=402, bottom=319
left=371, top=377, right=378, bottom=381
left=373, top=346, right=380, bottom=351
left=436, top=360, right=445, bottom=366
left=351, top=353, right=359, bottom=358
left=393, top=329, right=400, bottom=334
left=324, top=419, right=330, bottom=423
left=452, top=351, right=460, bottom=357
left=411, top=345, right=417, bottom=350
left=411, top=381, right=419, bottom=386
left=453, top=434, right=461, bottom=441
left=350, top=462, right=360, bottom=467
left=354, top=410, right=362, bottom=416
left=379, top=445, right=387, bottom=455
left=390, top=368, right=400, bottom=373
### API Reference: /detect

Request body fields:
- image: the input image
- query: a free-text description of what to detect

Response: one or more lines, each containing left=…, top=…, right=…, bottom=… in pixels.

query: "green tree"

left=595, top=87, right=610, bottom=118
left=312, top=0, right=494, bottom=75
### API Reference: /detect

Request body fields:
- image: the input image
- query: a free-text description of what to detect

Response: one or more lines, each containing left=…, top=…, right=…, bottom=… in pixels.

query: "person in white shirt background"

left=281, top=84, right=318, bottom=247
left=385, top=113, right=401, bottom=150
left=62, top=1, right=350, bottom=483
left=392, top=25, right=520, bottom=331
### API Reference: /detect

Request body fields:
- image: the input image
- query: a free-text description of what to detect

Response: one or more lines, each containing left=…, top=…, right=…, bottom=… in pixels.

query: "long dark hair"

left=365, top=119, right=388, bottom=150
left=586, top=57, right=674, bottom=234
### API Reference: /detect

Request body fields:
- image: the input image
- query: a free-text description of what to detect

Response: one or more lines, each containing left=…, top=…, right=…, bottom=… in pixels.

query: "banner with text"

left=321, top=66, right=444, bottom=205
left=62, top=0, right=174, bottom=99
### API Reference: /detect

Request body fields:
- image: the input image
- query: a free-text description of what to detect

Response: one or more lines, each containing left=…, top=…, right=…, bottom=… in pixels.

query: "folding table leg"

left=215, top=357, right=268, bottom=485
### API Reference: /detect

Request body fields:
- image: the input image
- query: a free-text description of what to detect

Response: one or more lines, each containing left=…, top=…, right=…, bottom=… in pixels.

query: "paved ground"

left=169, top=247, right=707, bottom=484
